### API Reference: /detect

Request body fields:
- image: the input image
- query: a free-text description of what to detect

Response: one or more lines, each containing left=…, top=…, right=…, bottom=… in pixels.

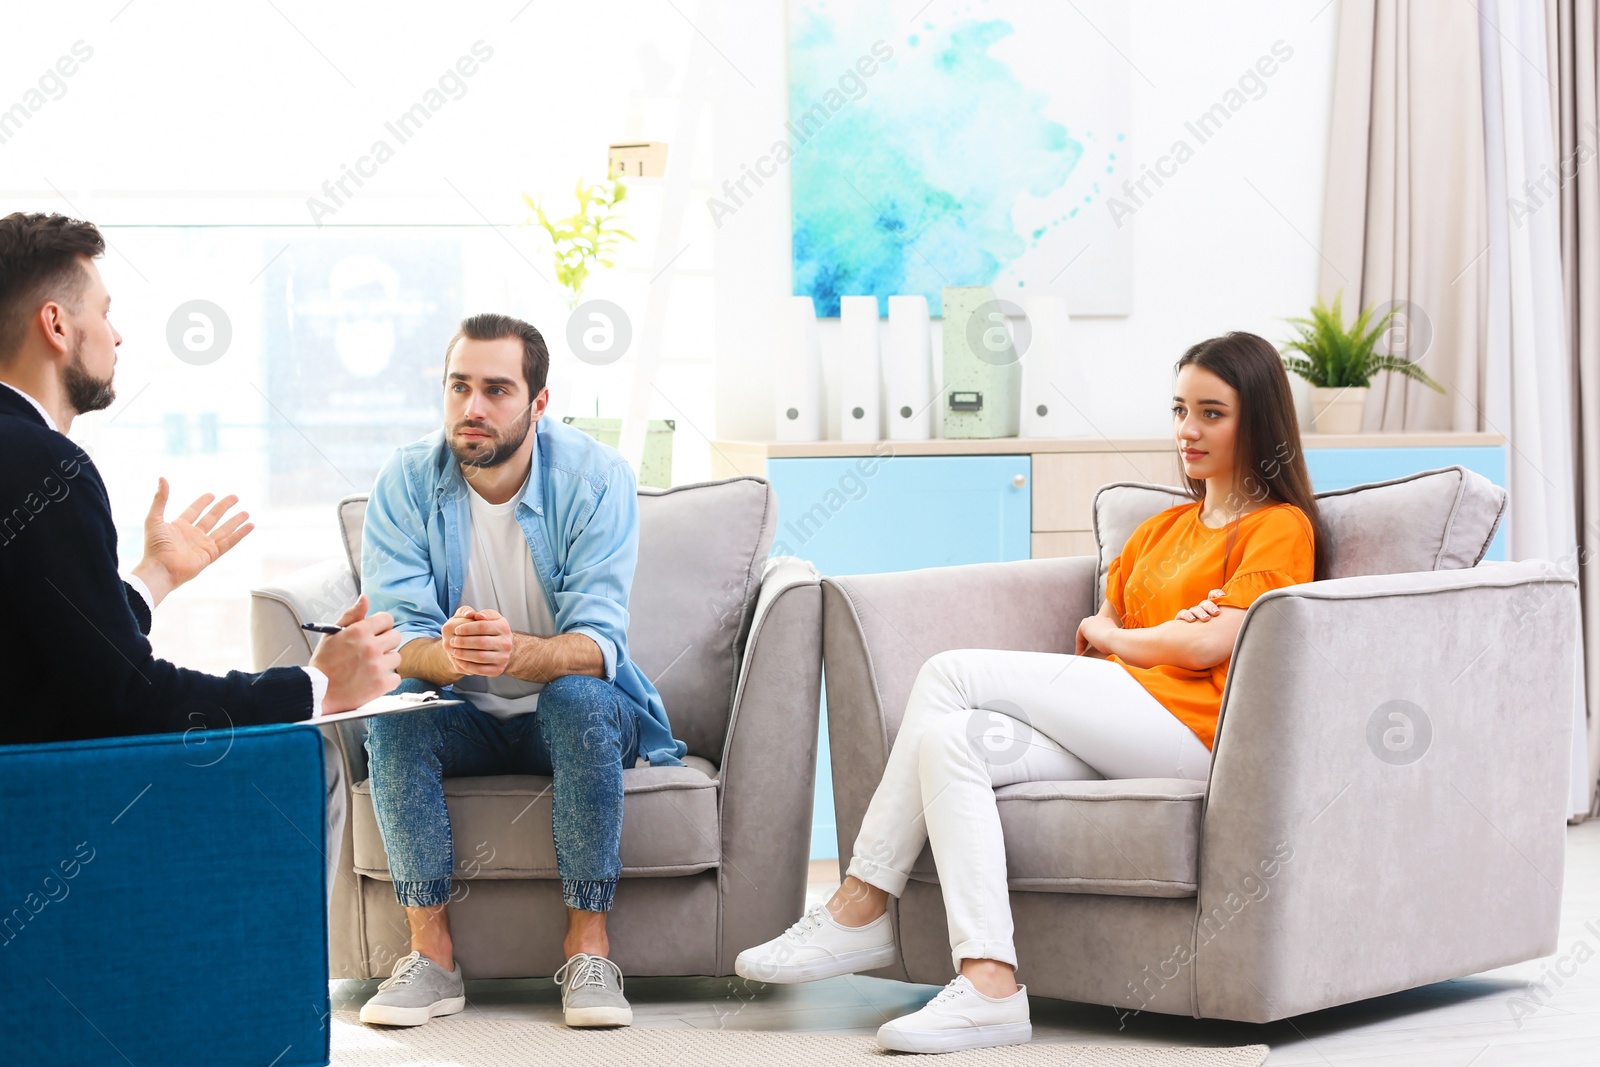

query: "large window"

left=3, top=4, right=718, bottom=674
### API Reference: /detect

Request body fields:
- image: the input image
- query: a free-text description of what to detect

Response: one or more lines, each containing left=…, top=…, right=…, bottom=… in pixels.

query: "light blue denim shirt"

left=360, top=415, right=686, bottom=767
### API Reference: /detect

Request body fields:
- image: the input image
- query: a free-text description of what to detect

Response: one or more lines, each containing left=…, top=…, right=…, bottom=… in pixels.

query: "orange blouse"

left=1103, top=501, right=1316, bottom=750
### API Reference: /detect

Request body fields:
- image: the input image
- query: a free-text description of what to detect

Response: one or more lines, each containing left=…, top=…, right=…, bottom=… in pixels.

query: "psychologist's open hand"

left=1175, top=588, right=1228, bottom=623
left=132, top=477, right=254, bottom=604
left=442, top=605, right=513, bottom=678
left=311, top=594, right=404, bottom=715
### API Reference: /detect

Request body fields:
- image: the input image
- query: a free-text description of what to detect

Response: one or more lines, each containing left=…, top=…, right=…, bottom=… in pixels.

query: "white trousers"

left=844, top=649, right=1212, bottom=971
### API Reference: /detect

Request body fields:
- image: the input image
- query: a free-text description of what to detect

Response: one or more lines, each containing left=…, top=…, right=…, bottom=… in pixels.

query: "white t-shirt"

left=451, top=474, right=557, bottom=719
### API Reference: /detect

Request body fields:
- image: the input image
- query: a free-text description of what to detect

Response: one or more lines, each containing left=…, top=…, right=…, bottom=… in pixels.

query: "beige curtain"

left=1551, top=0, right=1600, bottom=817
left=1323, top=0, right=1600, bottom=818
left=1478, top=0, right=1586, bottom=819
left=1317, top=0, right=1488, bottom=432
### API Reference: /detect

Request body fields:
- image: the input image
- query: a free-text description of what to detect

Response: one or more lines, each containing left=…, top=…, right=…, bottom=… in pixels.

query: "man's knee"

left=538, top=674, right=628, bottom=760
left=538, top=673, right=612, bottom=721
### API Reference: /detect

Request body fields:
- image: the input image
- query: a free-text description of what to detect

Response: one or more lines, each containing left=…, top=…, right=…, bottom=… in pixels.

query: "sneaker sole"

left=564, top=1005, right=633, bottom=1027
left=883, top=1017, right=1030, bottom=1049
left=359, top=995, right=467, bottom=1027
left=734, top=941, right=898, bottom=984
left=878, top=1020, right=1031, bottom=1054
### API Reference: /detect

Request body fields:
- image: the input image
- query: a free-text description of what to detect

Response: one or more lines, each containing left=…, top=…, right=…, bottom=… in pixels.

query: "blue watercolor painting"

left=786, top=0, right=1131, bottom=317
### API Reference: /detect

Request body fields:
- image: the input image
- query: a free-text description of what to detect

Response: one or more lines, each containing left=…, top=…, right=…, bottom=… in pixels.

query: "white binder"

left=775, top=296, right=823, bottom=442
left=839, top=296, right=882, bottom=441
left=886, top=295, right=933, bottom=440
left=1020, top=294, right=1092, bottom=437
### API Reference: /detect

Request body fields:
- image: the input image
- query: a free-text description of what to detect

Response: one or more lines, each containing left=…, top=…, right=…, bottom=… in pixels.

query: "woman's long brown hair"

left=1174, top=332, right=1328, bottom=581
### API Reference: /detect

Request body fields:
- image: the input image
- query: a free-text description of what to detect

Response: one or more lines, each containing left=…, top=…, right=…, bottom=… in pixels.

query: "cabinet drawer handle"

left=1013, top=474, right=1028, bottom=488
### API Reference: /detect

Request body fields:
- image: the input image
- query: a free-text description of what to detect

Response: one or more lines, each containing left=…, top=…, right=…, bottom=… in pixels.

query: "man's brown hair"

left=0, top=212, right=105, bottom=362
left=443, top=312, right=550, bottom=395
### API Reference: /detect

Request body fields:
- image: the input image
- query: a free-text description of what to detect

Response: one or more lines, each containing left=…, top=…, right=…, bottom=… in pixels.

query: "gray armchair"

left=822, top=466, right=1578, bottom=1023
left=250, top=475, right=823, bottom=980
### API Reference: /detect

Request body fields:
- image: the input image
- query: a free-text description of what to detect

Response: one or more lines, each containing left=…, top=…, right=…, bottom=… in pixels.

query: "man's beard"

left=63, top=338, right=115, bottom=415
left=448, top=406, right=533, bottom=469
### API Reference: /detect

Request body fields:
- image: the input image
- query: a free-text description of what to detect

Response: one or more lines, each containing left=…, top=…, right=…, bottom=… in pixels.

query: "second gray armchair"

left=822, top=466, right=1578, bottom=1023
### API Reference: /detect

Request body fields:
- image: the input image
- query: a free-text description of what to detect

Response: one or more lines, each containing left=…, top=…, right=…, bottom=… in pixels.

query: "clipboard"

left=305, top=690, right=463, bottom=727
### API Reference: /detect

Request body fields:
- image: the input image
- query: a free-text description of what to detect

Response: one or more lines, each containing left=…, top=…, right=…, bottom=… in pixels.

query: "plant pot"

left=1309, top=386, right=1368, bottom=434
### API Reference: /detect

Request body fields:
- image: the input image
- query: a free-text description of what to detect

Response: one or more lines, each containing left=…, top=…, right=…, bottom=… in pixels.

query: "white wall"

left=713, top=0, right=1340, bottom=442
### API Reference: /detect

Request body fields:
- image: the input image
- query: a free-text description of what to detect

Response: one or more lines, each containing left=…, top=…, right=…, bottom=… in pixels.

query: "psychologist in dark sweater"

left=0, top=212, right=401, bottom=897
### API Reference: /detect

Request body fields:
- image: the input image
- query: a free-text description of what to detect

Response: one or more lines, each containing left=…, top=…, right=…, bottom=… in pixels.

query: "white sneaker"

left=733, top=903, right=897, bottom=983
left=877, top=975, right=1031, bottom=1054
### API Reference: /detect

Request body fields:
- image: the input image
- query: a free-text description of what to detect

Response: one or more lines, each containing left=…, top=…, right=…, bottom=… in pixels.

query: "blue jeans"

left=364, top=674, right=642, bottom=912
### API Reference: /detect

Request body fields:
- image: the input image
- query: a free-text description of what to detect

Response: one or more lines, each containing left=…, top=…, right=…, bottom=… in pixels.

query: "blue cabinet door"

left=1304, top=446, right=1508, bottom=560
left=766, top=454, right=1032, bottom=859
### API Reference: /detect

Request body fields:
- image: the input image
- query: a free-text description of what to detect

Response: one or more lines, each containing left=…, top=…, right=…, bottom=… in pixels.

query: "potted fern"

left=1280, top=292, right=1445, bottom=433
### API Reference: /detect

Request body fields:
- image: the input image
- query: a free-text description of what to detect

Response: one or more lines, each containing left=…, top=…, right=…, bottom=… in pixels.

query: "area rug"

left=330, top=1011, right=1270, bottom=1066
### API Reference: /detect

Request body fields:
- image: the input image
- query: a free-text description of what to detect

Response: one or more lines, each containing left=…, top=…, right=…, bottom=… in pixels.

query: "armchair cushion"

left=907, top=777, right=1207, bottom=898
left=349, top=757, right=722, bottom=880
left=1314, top=464, right=1506, bottom=576
left=1092, top=465, right=1507, bottom=608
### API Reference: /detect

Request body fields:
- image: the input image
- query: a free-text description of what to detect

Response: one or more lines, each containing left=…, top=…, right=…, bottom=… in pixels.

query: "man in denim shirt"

left=357, top=313, right=685, bottom=1030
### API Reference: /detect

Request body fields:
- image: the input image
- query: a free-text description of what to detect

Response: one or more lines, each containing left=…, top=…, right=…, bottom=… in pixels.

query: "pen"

left=301, top=622, right=343, bottom=635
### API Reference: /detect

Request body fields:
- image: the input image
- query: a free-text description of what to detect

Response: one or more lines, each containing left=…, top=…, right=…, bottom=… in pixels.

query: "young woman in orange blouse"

left=738, top=332, right=1325, bottom=1053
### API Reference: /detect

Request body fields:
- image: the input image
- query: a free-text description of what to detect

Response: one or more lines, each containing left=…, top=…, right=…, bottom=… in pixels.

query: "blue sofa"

left=1, top=723, right=331, bottom=1066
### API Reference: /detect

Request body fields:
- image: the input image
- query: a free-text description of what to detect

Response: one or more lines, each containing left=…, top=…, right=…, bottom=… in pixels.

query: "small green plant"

left=522, top=177, right=635, bottom=309
left=1280, top=291, right=1444, bottom=392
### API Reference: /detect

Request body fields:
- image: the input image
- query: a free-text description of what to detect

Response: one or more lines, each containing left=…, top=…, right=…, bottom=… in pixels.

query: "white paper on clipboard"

left=305, top=691, right=463, bottom=727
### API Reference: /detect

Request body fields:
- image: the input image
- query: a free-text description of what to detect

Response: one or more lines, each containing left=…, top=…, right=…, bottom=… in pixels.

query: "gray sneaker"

left=553, top=953, right=632, bottom=1027
left=358, top=951, right=466, bottom=1027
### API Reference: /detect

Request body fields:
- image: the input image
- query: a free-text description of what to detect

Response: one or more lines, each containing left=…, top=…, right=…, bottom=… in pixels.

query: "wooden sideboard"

left=711, top=431, right=1509, bottom=563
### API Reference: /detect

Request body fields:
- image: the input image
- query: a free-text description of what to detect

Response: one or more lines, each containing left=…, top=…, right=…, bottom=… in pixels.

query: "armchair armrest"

left=820, top=555, right=1097, bottom=865
left=0, top=725, right=330, bottom=1064
left=1194, top=560, right=1580, bottom=1022
left=250, top=556, right=358, bottom=672
left=250, top=556, right=368, bottom=786
left=717, top=555, right=824, bottom=971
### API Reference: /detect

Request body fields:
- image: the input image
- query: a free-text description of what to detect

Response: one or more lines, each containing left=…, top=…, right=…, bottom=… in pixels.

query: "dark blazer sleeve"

left=123, top=580, right=153, bottom=635
left=0, top=431, right=311, bottom=744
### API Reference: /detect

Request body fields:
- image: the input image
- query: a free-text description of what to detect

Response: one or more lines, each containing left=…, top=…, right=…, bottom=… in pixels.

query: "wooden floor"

left=332, top=820, right=1600, bottom=1065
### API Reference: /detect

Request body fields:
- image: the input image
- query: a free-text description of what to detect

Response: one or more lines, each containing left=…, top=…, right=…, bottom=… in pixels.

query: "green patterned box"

left=941, top=285, right=1021, bottom=439
left=561, top=417, right=675, bottom=488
